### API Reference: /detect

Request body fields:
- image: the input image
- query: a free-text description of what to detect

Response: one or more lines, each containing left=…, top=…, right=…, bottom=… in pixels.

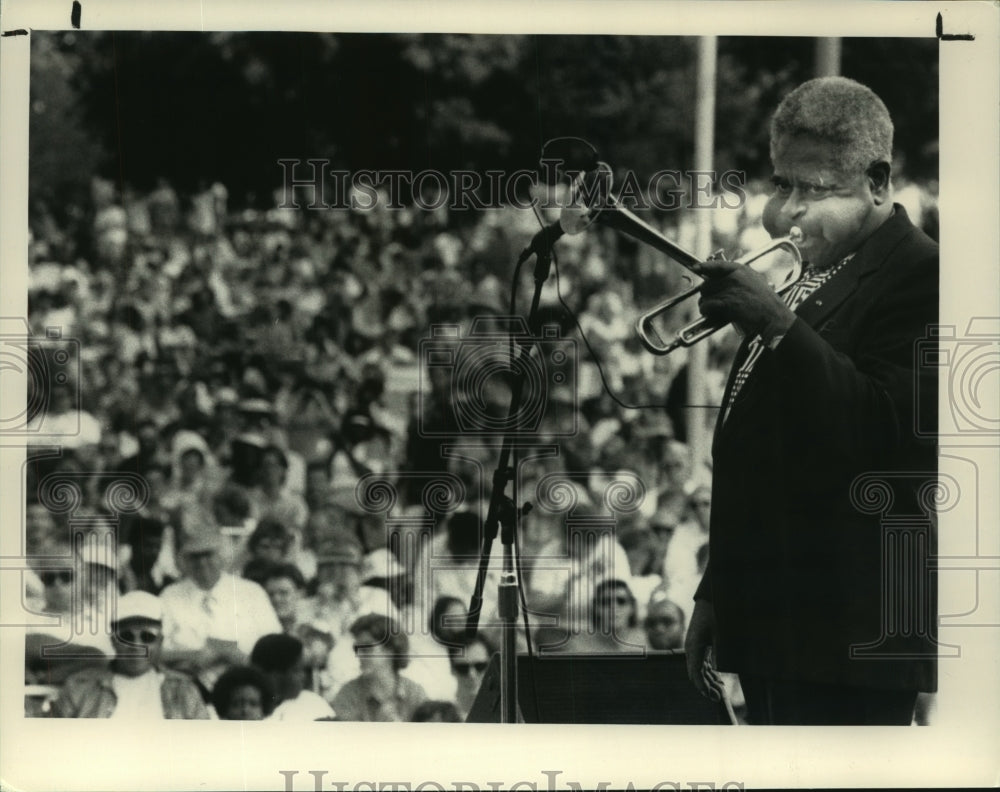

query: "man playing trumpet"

left=685, top=76, right=938, bottom=725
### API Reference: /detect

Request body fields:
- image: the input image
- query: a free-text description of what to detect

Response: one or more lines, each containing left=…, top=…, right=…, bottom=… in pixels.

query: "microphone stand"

left=464, top=234, right=555, bottom=724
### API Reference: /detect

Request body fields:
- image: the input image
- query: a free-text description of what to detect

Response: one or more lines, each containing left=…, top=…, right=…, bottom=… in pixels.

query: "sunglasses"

left=598, top=595, right=632, bottom=607
left=353, top=643, right=385, bottom=656
left=452, top=661, right=488, bottom=676
left=117, top=628, right=162, bottom=644
left=40, top=571, right=73, bottom=586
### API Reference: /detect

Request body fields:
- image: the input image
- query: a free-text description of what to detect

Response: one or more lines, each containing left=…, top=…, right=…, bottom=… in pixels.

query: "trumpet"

left=554, top=159, right=803, bottom=355
left=635, top=228, right=804, bottom=355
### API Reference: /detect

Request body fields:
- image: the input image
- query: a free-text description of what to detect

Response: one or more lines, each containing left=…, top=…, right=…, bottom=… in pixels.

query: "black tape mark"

left=1, top=29, right=29, bottom=37
left=71, top=1, right=82, bottom=29
left=936, top=12, right=974, bottom=41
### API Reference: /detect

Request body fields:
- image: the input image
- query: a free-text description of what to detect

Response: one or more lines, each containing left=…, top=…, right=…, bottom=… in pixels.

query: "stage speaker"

left=466, top=651, right=730, bottom=724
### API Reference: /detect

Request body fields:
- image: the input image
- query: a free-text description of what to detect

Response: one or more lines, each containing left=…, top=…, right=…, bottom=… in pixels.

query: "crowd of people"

left=22, top=167, right=938, bottom=722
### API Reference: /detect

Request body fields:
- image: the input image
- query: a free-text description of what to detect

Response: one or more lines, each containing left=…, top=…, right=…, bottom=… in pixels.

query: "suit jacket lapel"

left=711, top=205, right=914, bottom=451
left=794, top=204, right=913, bottom=329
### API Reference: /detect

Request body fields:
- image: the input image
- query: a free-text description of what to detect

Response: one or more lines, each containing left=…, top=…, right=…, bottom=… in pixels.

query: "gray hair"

left=770, top=76, right=893, bottom=174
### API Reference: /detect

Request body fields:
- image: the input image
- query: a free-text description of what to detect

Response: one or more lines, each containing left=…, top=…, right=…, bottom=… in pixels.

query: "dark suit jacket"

left=695, top=205, right=938, bottom=692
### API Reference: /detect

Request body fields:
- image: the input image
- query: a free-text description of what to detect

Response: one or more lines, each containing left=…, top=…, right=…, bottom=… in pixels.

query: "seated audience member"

left=230, top=432, right=269, bottom=494
left=303, top=460, right=334, bottom=516
left=250, top=634, right=334, bottom=721
left=242, top=557, right=276, bottom=587
left=32, top=538, right=121, bottom=659
left=159, top=529, right=281, bottom=691
left=251, top=444, right=309, bottom=533
left=51, top=591, right=208, bottom=719
left=174, top=444, right=212, bottom=497
left=561, top=577, right=646, bottom=654
left=412, top=510, right=502, bottom=640
left=259, top=565, right=334, bottom=693
left=653, top=440, right=697, bottom=515
left=242, top=517, right=294, bottom=584
left=332, top=613, right=426, bottom=722
left=297, top=623, right=337, bottom=697
left=648, top=505, right=681, bottom=567
left=411, top=700, right=462, bottom=723
left=121, top=514, right=173, bottom=594
left=403, top=595, right=466, bottom=702
left=119, top=419, right=164, bottom=480
left=25, top=542, right=114, bottom=684
left=300, top=533, right=365, bottom=637
left=412, top=504, right=516, bottom=652
left=212, top=483, right=255, bottom=571
left=261, top=562, right=309, bottom=636
left=662, top=485, right=711, bottom=617
left=428, top=596, right=468, bottom=648
left=530, top=515, right=632, bottom=637
left=211, top=664, right=276, bottom=720
left=83, top=543, right=121, bottom=654
left=644, top=592, right=686, bottom=651
left=132, top=455, right=180, bottom=552
left=618, top=527, right=664, bottom=621
left=23, top=503, right=58, bottom=608
left=163, top=431, right=220, bottom=518
left=254, top=441, right=315, bottom=580
left=303, top=536, right=369, bottom=698
left=323, top=543, right=423, bottom=686
left=449, top=632, right=496, bottom=721
left=327, top=411, right=391, bottom=533
left=357, top=547, right=407, bottom=620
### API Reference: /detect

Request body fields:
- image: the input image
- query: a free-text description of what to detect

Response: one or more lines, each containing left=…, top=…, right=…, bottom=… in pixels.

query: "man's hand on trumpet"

left=694, top=257, right=797, bottom=345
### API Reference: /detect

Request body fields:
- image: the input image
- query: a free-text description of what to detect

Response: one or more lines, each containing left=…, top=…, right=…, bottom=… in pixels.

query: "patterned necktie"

left=721, top=254, right=855, bottom=424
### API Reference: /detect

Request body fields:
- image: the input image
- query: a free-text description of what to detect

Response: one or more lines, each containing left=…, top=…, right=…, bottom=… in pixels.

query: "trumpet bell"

left=635, top=233, right=803, bottom=355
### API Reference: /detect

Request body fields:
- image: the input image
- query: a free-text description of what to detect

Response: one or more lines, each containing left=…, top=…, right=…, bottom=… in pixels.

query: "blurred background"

left=31, top=33, right=938, bottom=215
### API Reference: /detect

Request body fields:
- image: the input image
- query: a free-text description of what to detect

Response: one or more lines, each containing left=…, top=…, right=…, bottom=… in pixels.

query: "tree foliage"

left=29, top=32, right=938, bottom=209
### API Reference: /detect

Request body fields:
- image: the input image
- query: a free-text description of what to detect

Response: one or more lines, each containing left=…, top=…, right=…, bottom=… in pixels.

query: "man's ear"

left=866, top=161, right=892, bottom=203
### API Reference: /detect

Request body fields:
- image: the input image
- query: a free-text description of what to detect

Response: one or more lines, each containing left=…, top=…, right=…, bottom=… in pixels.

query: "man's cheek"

left=762, top=194, right=783, bottom=236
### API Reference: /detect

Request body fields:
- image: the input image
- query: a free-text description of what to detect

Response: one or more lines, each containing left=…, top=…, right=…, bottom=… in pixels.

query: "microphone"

left=519, top=136, right=604, bottom=265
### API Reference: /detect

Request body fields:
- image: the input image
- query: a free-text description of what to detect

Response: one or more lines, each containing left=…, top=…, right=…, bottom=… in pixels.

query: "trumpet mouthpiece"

left=789, top=226, right=804, bottom=244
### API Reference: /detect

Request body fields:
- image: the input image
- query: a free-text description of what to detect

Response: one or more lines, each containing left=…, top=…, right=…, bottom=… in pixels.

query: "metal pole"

left=815, top=38, right=842, bottom=77
left=687, top=36, right=717, bottom=472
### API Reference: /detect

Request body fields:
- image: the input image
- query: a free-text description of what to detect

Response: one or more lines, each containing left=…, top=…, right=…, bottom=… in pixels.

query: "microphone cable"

left=526, top=203, right=680, bottom=413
